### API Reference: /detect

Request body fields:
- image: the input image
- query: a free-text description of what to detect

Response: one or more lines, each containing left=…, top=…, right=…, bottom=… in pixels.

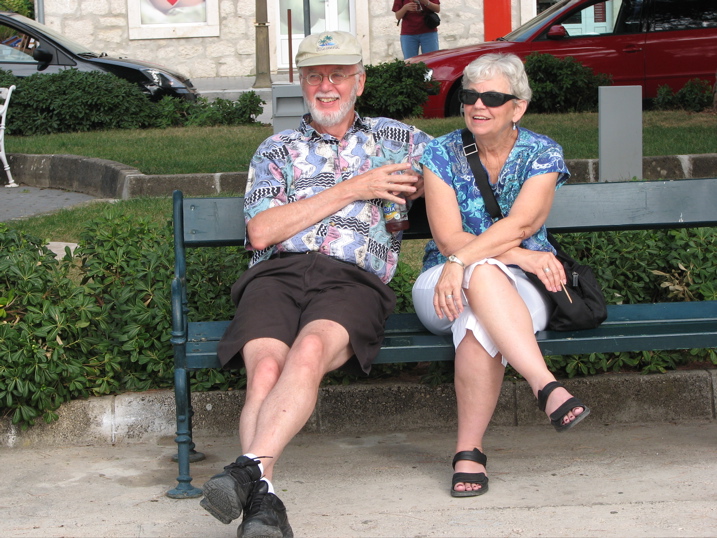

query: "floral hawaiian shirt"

left=244, top=113, right=432, bottom=284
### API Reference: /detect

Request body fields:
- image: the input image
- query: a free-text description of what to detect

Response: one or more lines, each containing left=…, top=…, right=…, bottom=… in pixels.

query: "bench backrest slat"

left=545, top=178, right=717, bottom=232
left=176, top=179, right=717, bottom=247
left=179, top=196, right=247, bottom=247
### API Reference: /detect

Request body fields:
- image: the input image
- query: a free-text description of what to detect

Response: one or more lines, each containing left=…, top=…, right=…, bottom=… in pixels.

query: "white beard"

left=306, top=79, right=360, bottom=128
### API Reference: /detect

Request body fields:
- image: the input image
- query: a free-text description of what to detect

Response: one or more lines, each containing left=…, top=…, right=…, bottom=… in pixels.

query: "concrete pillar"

left=254, top=0, right=272, bottom=89
left=598, top=86, right=643, bottom=181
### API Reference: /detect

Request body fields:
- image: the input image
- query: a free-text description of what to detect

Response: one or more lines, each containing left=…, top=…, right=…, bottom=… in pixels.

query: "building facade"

left=41, top=0, right=540, bottom=88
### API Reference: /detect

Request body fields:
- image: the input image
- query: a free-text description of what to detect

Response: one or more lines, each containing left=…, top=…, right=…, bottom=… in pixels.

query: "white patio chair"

left=1, top=85, right=17, bottom=188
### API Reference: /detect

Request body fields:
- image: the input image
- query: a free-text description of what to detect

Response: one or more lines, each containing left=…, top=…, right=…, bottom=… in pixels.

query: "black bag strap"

left=461, top=128, right=502, bottom=220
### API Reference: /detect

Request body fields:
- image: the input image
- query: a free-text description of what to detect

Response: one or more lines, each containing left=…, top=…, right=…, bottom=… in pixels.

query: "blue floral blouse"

left=419, top=127, right=570, bottom=272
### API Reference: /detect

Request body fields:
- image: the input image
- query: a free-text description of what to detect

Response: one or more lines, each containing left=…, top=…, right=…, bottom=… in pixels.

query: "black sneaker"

left=236, top=480, right=294, bottom=538
left=200, top=455, right=263, bottom=524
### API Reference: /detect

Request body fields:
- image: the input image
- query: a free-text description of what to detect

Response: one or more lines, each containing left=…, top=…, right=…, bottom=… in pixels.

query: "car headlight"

left=141, top=67, right=183, bottom=89
left=424, top=68, right=433, bottom=82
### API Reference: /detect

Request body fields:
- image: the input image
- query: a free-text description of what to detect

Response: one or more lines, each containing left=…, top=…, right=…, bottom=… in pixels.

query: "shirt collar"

left=298, top=112, right=371, bottom=142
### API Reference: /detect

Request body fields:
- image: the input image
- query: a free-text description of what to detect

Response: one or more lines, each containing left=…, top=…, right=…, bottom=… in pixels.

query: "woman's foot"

left=451, top=448, right=489, bottom=497
left=538, top=381, right=590, bottom=432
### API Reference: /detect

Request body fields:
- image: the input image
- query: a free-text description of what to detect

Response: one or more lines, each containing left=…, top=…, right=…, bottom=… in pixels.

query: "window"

left=0, top=26, right=37, bottom=62
left=127, top=0, right=220, bottom=40
left=650, top=0, right=717, bottom=32
left=614, top=0, right=647, bottom=34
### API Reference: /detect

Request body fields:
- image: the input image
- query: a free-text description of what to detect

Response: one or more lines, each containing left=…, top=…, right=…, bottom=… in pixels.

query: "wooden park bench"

left=168, top=177, right=717, bottom=498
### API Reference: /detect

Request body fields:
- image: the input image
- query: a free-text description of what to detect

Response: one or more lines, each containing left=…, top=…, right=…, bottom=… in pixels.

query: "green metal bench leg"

left=172, top=378, right=206, bottom=464
left=167, top=367, right=203, bottom=499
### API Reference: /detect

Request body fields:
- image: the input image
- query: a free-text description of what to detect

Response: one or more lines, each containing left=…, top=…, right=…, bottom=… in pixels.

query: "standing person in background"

left=393, top=0, right=441, bottom=59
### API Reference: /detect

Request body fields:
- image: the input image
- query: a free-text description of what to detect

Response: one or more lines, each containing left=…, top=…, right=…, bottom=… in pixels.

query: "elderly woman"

left=412, top=53, right=590, bottom=498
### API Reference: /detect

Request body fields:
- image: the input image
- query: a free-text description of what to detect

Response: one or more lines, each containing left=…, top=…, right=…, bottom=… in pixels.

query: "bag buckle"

left=463, top=143, right=478, bottom=157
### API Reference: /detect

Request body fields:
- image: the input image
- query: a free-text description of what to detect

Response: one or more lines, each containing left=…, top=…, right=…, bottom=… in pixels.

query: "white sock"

left=242, top=453, right=264, bottom=476
left=261, top=477, right=275, bottom=494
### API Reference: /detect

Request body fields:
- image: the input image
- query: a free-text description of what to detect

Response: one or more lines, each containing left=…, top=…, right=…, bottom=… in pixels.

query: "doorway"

left=276, top=0, right=355, bottom=70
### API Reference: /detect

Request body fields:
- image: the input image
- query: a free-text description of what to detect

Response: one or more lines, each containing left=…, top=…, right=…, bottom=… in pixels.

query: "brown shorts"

left=216, top=252, right=396, bottom=374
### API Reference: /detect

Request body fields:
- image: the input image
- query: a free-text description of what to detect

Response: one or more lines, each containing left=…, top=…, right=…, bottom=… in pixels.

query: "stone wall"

left=40, top=0, right=532, bottom=89
left=7, top=152, right=717, bottom=199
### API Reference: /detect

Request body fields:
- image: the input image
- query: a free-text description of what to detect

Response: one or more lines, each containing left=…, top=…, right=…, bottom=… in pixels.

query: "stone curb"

left=7, top=152, right=717, bottom=197
left=1, top=369, right=715, bottom=448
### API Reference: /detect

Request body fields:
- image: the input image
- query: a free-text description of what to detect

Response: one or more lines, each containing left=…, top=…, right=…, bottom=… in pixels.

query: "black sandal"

left=451, top=448, right=489, bottom=497
left=538, top=381, right=591, bottom=432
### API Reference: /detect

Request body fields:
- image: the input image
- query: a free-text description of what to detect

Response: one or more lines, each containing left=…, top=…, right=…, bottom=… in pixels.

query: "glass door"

left=277, top=0, right=354, bottom=69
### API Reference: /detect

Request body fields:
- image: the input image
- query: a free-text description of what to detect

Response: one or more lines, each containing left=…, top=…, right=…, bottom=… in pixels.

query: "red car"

left=410, top=0, right=717, bottom=117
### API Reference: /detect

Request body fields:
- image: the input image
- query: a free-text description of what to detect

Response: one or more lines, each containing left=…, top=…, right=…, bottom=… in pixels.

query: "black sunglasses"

left=459, top=89, right=518, bottom=107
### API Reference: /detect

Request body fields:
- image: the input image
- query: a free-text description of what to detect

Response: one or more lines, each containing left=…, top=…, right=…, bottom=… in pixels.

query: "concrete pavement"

left=0, top=184, right=98, bottom=222
left=1, top=421, right=716, bottom=537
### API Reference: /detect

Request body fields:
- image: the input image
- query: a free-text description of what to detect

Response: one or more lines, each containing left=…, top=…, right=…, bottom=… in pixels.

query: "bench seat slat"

left=183, top=301, right=717, bottom=369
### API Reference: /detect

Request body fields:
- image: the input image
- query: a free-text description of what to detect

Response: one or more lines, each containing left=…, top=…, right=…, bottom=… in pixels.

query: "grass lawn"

left=5, top=110, right=715, bottom=175
left=5, top=109, right=716, bottom=265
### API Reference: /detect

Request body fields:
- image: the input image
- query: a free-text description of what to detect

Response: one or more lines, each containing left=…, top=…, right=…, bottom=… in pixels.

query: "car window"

left=613, top=0, right=648, bottom=34
left=649, top=0, right=717, bottom=32
left=536, top=0, right=646, bottom=40
left=0, top=25, right=38, bottom=63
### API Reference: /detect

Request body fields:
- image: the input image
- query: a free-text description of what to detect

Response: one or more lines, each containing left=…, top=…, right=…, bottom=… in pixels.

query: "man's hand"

left=350, top=162, right=419, bottom=205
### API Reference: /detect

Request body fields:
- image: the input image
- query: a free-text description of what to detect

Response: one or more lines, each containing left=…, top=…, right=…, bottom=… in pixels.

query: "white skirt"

left=411, top=258, right=550, bottom=365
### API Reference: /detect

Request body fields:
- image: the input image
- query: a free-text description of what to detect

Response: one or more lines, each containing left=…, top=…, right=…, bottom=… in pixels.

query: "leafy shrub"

left=0, top=224, right=108, bottom=428
left=155, top=93, right=265, bottom=128
left=187, top=94, right=265, bottom=126
left=0, top=209, right=252, bottom=429
left=1, top=0, right=33, bottom=17
left=0, top=68, right=266, bottom=135
left=357, top=59, right=439, bottom=119
left=548, top=227, right=717, bottom=376
left=654, top=84, right=678, bottom=111
left=525, top=53, right=612, bottom=113
left=73, top=210, right=251, bottom=393
left=3, top=211, right=716, bottom=428
left=654, top=78, right=713, bottom=112
left=0, top=68, right=160, bottom=135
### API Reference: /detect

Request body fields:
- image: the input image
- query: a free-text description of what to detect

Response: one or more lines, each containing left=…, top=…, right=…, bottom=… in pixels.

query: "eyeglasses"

left=301, top=72, right=361, bottom=86
left=458, top=89, right=518, bottom=107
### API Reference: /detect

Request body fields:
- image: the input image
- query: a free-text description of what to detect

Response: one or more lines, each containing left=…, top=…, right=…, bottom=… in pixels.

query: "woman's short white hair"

left=462, top=53, right=532, bottom=102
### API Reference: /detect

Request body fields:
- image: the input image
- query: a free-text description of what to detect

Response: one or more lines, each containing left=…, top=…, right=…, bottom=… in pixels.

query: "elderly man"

left=200, top=31, right=432, bottom=537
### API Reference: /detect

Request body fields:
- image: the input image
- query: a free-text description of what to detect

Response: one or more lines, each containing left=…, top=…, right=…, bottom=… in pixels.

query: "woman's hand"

left=518, top=249, right=566, bottom=292
left=433, top=262, right=464, bottom=321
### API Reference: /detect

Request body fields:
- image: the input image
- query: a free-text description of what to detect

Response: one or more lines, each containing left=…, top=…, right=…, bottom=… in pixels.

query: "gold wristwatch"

left=447, top=255, right=465, bottom=268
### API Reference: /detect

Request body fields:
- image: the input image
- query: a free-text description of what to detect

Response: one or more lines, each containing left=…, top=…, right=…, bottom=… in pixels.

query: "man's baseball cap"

left=295, top=31, right=363, bottom=68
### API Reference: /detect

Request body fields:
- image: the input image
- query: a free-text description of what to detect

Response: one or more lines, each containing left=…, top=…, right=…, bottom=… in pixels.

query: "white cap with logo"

left=295, top=31, right=363, bottom=68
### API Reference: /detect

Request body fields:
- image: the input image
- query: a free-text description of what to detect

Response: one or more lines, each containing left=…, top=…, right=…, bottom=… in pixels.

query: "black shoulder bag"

left=461, top=128, right=607, bottom=331
left=424, top=10, right=441, bottom=29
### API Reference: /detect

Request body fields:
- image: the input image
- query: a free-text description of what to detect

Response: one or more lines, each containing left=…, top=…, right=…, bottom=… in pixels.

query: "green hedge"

left=0, top=68, right=264, bottom=135
left=357, top=59, right=438, bottom=119
left=654, top=78, right=714, bottom=112
left=525, top=53, right=613, bottom=114
left=2, top=212, right=716, bottom=429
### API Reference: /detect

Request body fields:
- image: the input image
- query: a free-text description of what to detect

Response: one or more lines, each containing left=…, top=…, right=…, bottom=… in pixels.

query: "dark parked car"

left=409, top=0, right=717, bottom=117
left=0, top=11, right=197, bottom=101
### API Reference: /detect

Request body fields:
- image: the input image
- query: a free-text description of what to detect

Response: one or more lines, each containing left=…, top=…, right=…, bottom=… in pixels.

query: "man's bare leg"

left=201, top=320, right=353, bottom=525
left=241, top=319, right=353, bottom=480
